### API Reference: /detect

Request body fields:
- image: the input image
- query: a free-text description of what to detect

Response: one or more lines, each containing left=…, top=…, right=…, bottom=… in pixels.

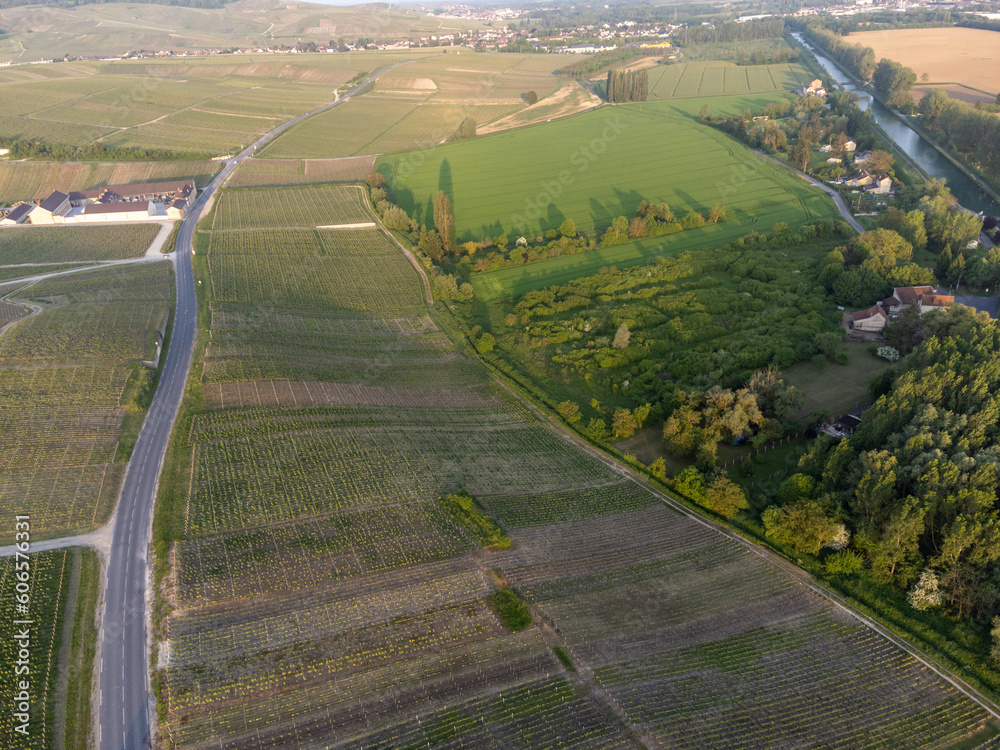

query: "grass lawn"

left=781, top=340, right=894, bottom=419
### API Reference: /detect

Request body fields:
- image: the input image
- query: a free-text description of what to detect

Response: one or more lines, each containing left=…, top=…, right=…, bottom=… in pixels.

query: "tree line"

left=0, top=137, right=192, bottom=161
left=606, top=69, right=648, bottom=103
left=678, top=19, right=786, bottom=46
left=555, top=48, right=654, bottom=78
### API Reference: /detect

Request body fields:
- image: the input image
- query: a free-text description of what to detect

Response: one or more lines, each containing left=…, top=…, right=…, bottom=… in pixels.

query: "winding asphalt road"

left=96, top=62, right=409, bottom=750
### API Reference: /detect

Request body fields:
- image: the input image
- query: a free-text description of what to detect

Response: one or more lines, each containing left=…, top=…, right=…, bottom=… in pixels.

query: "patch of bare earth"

left=479, top=83, right=603, bottom=135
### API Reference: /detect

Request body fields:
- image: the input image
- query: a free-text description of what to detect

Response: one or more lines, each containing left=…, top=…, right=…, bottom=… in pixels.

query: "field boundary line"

left=360, top=185, right=432, bottom=305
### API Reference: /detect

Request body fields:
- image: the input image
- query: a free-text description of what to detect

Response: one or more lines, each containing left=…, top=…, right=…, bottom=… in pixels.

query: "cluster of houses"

left=1, top=180, right=196, bottom=227
left=848, top=285, right=955, bottom=333
left=839, top=168, right=894, bottom=195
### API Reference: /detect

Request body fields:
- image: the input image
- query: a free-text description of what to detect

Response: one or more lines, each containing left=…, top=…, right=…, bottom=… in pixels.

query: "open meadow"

left=850, top=27, right=1000, bottom=97
left=377, top=99, right=840, bottom=297
left=153, top=182, right=1000, bottom=750
left=0, top=547, right=100, bottom=750
left=262, top=52, right=569, bottom=159
left=0, top=262, right=173, bottom=537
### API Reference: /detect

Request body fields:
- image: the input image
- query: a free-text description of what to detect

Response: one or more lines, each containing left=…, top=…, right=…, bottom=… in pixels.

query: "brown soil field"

left=912, top=83, right=997, bottom=106
left=851, top=27, right=1000, bottom=95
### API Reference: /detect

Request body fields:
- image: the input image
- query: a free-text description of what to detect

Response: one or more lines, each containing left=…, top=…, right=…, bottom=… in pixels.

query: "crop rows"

left=24, top=261, right=173, bottom=303
left=206, top=228, right=424, bottom=314
left=0, top=223, right=160, bottom=263
left=598, top=613, right=993, bottom=748
left=0, top=263, right=172, bottom=534
left=213, top=185, right=369, bottom=230
left=203, top=379, right=494, bottom=410
left=185, top=421, right=621, bottom=535
left=174, top=502, right=472, bottom=605
left=0, top=301, right=28, bottom=326
left=0, top=301, right=166, bottom=365
left=227, top=156, right=377, bottom=188
left=166, top=633, right=554, bottom=748
left=479, top=481, right=656, bottom=528
left=0, top=549, right=69, bottom=748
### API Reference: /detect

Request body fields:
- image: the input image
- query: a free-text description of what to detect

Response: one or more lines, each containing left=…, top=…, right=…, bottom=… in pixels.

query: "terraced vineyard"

left=156, top=183, right=1000, bottom=750
left=0, top=262, right=173, bottom=537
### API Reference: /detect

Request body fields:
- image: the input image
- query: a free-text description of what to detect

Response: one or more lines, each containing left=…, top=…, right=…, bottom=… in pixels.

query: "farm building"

left=30, top=190, right=71, bottom=224
left=0, top=203, right=34, bottom=226
left=82, top=202, right=155, bottom=222
left=68, top=179, right=195, bottom=207
left=26, top=179, right=195, bottom=224
left=849, top=304, right=888, bottom=332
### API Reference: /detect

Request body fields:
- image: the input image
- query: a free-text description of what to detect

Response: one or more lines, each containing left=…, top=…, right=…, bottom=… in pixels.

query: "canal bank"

left=791, top=31, right=1000, bottom=218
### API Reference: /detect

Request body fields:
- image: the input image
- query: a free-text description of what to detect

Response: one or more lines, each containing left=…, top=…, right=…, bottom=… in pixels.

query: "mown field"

left=0, top=160, right=219, bottom=204
left=262, top=52, right=568, bottom=159
left=850, top=27, right=1000, bottom=97
left=0, top=51, right=430, bottom=156
left=378, top=100, right=840, bottom=296
left=154, top=182, right=1000, bottom=750
left=0, top=262, right=173, bottom=537
left=645, top=59, right=814, bottom=100
left=0, top=547, right=100, bottom=750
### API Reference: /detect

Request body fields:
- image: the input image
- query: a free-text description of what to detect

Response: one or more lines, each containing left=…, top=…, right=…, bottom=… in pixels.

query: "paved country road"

left=95, top=62, right=408, bottom=750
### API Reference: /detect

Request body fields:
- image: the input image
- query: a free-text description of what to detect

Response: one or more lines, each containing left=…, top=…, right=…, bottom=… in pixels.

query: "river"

left=792, top=32, right=1000, bottom=217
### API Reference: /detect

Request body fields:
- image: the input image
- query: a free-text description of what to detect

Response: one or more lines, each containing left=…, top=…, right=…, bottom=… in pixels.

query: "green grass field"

left=645, top=59, right=814, bottom=100
left=378, top=100, right=839, bottom=298
left=781, top=340, right=895, bottom=419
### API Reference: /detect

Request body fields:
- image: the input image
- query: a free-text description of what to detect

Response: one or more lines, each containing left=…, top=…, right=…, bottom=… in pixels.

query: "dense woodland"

left=605, top=69, right=648, bottom=103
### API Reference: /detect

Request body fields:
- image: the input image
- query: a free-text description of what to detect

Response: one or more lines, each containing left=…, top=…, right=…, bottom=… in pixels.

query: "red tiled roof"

left=851, top=304, right=887, bottom=322
left=894, top=286, right=933, bottom=306
left=921, top=294, right=954, bottom=307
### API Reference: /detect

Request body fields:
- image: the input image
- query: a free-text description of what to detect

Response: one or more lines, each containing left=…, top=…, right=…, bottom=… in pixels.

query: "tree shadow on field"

left=423, top=195, right=435, bottom=229
left=675, top=187, right=707, bottom=214
left=544, top=203, right=566, bottom=234
left=589, top=198, right=612, bottom=229
left=438, top=159, right=454, bottom=201
left=613, top=187, right=644, bottom=220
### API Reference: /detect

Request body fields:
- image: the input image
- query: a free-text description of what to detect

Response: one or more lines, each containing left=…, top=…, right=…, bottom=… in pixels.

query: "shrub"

left=490, top=588, right=532, bottom=631
left=835, top=351, right=849, bottom=365
left=476, top=332, right=496, bottom=354
left=876, top=345, right=900, bottom=361
left=907, top=569, right=944, bottom=611
left=825, top=550, right=865, bottom=575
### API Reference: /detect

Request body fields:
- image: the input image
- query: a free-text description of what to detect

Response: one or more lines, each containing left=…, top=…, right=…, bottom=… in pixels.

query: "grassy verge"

left=439, top=492, right=512, bottom=550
